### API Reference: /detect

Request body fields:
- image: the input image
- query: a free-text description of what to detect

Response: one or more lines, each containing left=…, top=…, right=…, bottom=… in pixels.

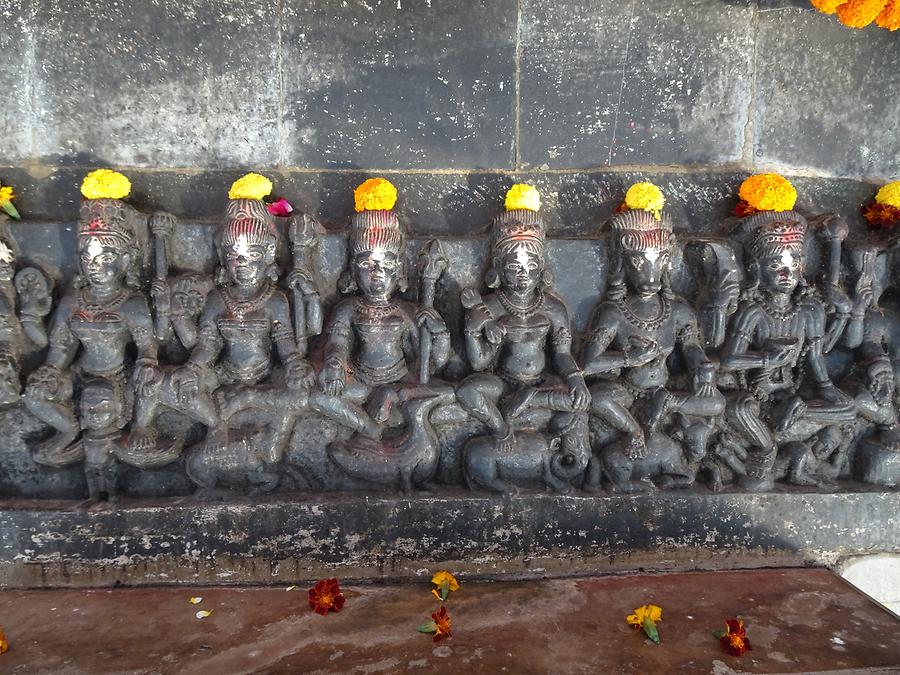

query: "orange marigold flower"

left=877, top=0, right=900, bottom=28
left=719, top=618, right=752, bottom=657
left=862, top=203, right=900, bottom=229
left=308, top=578, right=345, bottom=615
left=810, top=0, right=848, bottom=13
left=733, top=199, right=758, bottom=218
left=354, top=177, right=398, bottom=212
left=737, top=173, right=797, bottom=212
left=431, top=605, right=452, bottom=643
left=0, top=626, right=7, bottom=654
left=431, top=570, right=460, bottom=601
left=836, top=0, right=888, bottom=27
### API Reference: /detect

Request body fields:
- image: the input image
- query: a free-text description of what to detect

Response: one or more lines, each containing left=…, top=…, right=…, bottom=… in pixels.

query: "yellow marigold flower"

left=228, top=172, right=273, bottom=201
left=505, top=183, right=541, bottom=212
left=836, top=0, right=887, bottom=27
left=877, top=0, right=900, bottom=30
left=875, top=181, right=900, bottom=209
left=624, top=181, right=665, bottom=220
left=431, top=570, right=460, bottom=600
left=0, top=186, right=13, bottom=204
left=810, top=0, right=848, bottom=14
left=738, top=173, right=797, bottom=212
left=626, top=604, right=662, bottom=626
left=354, top=177, right=398, bottom=212
left=81, top=169, right=131, bottom=200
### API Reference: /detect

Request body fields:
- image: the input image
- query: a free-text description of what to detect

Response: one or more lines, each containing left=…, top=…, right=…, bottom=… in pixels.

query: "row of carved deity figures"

left=0, top=169, right=897, bottom=502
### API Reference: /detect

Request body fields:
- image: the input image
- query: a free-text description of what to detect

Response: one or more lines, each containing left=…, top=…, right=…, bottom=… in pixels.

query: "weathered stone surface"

left=0, top=0, right=33, bottom=164
left=31, top=0, right=280, bottom=168
left=519, top=0, right=755, bottom=169
left=1, top=489, right=898, bottom=587
left=280, top=0, right=517, bottom=169
left=0, top=167, right=880, bottom=237
left=754, top=2, right=900, bottom=179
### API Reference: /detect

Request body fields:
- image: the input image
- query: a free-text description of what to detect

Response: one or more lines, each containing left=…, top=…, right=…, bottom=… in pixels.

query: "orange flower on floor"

left=626, top=604, right=662, bottom=643
left=419, top=605, right=452, bottom=643
left=308, top=578, right=346, bottom=615
left=0, top=626, right=7, bottom=654
left=431, top=570, right=460, bottom=602
left=716, top=618, right=753, bottom=656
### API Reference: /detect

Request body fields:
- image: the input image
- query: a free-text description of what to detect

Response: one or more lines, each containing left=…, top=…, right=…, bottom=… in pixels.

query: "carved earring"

left=485, top=267, right=500, bottom=289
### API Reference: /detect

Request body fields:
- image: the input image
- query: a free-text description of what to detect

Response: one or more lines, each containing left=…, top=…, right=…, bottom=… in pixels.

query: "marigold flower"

left=862, top=203, right=900, bottom=229
left=0, top=626, right=7, bottom=654
left=875, top=181, right=900, bottom=208
left=354, top=177, right=398, bottom=212
left=419, top=605, right=453, bottom=643
left=505, top=183, right=541, bottom=212
left=80, top=169, right=131, bottom=200
left=228, top=172, right=273, bottom=201
left=877, top=0, right=900, bottom=29
left=308, top=577, right=345, bottom=615
left=0, top=186, right=13, bottom=204
left=623, top=182, right=665, bottom=220
left=626, top=604, right=662, bottom=643
left=737, top=173, right=797, bottom=213
left=431, top=570, right=460, bottom=601
left=810, top=0, right=848, bottom=13
left=719, top=618, right=752, bottom=657
left=836, top=0, right=887, bottom=27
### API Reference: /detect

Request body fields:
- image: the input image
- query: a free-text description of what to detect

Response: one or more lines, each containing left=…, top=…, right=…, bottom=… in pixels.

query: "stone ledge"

left=1, top=487, right=898, bottom=588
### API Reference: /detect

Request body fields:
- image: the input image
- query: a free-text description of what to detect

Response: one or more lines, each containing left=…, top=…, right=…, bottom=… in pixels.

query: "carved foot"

left=738, top=475, right=775, bottom=492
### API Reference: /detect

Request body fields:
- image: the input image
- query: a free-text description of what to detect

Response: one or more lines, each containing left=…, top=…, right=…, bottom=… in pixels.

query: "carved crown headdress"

left=607, top=208, right=675, bottom=252
left=222, top=174, right=278, bottom=249
left=349, top=178, right=403, bottom=256
left=738, top=210, right=807, bottom=258
left=78, top=170, right=138, bottom=250
left=493, top=184, right=546, bottom=257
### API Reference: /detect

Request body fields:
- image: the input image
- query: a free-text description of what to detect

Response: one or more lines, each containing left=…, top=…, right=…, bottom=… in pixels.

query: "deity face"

left=622, top=247, right=670, bottom=297
left=757, top=249, right=802, bottom=295
left=225, top=236, right=271, bottom=288
left=353, top=249, right=400, bottom=302
left=79, top=237, right=125, bottom=287
left=79, top=384, right=120, bottom=431
left=498, top=243, right=543, bottom=296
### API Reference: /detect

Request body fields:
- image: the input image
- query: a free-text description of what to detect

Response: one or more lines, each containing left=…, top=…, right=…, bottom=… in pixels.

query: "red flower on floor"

left=431, top=605, right=452, bottom=643
left=308, top=578, right=345, bottom=615
left=719, top=618, right=752, bottom=656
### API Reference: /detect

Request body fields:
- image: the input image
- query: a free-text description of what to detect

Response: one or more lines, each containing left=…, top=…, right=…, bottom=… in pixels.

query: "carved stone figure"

left=581, top=200, right=724, bottom=493
left=458, top=185, right=590, bottom=494
left=718, top=210, right=856, bottom=491
left=24, top=172, right=159, bottom=468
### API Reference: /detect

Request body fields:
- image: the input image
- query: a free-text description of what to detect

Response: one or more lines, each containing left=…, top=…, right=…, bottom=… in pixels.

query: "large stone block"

left=280, top=0, right=517, bottom=169
left=519, top=0, right=755, bottom=169
left=0, top=0, right=34, bottom=164
left=754, top=2, right=900, bottom=178
left=31, top=0, right=280, bottom=168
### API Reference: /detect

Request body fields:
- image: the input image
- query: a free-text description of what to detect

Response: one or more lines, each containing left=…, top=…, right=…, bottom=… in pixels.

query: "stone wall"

left=1, top=0, right=898, bottom=226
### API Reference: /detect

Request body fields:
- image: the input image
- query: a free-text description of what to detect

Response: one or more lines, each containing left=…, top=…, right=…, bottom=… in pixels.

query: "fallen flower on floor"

left=189, top=597, right=203, bottom=605
left=309, top=578, right=346, bottom=615
left=195, top=610, right=213, bottom=619
left=713, top=618, right=753, bottom=657
left=419, top=605, right=452, bottom=643
left=0, top=626, right=7, bottom=654
left=431, top=570, right=460, bottom=602
left=626, top=604, right=662, bottom=644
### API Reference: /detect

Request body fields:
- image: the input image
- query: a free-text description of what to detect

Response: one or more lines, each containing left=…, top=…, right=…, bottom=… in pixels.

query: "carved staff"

left=288, top=212, right=323, bottom=353
left=149, top=213, right=175, bottom=341
left=418, top=239, right=448, bottom=384
left=813, top=214, right=850, bottom=353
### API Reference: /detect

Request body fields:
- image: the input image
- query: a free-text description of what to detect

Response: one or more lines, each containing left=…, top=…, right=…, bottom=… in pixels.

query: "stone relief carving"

left=2, top=171, right=898, bottom=502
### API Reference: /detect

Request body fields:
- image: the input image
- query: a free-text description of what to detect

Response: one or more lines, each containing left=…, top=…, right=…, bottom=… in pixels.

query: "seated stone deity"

left=310, top=178, right=451, bottom=440
left=581, top=183, right=724, bottom=492
left=718, top=177, right=856, bottom=491
left=457, top=184, right=589, bottom=493
left=24, top=170, right=160, bottom=467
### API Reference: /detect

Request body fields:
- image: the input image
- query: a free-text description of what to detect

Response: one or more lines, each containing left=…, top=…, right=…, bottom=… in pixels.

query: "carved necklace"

left=355, top=298, right=398, bottom=322
left=614, top=294, right=671, bottom=331
left=497, top=288, right=544, bottom=318
left=758, top=294, right=797, bottom=321
left=222, top=283, right=274, bottom=319
left=76, top=287, right=131, bottom=319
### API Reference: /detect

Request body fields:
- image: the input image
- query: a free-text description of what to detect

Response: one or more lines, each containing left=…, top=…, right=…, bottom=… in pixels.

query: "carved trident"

left=418, top=239, right=448, bottom=384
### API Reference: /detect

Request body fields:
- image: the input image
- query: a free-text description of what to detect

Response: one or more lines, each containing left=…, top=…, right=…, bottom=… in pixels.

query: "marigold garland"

left=228, top=172, right=273, bottom=201
left=737, top=173, right=797, bottom=213
left=354, top=177, right=398, bottom=212
left=877, top=0, right=900, bottom=29
left=80, top=169, right=131, bottom=200
left=623, top=181, right=665, bottom=220
left=505, top=183, right=541, bottom=212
